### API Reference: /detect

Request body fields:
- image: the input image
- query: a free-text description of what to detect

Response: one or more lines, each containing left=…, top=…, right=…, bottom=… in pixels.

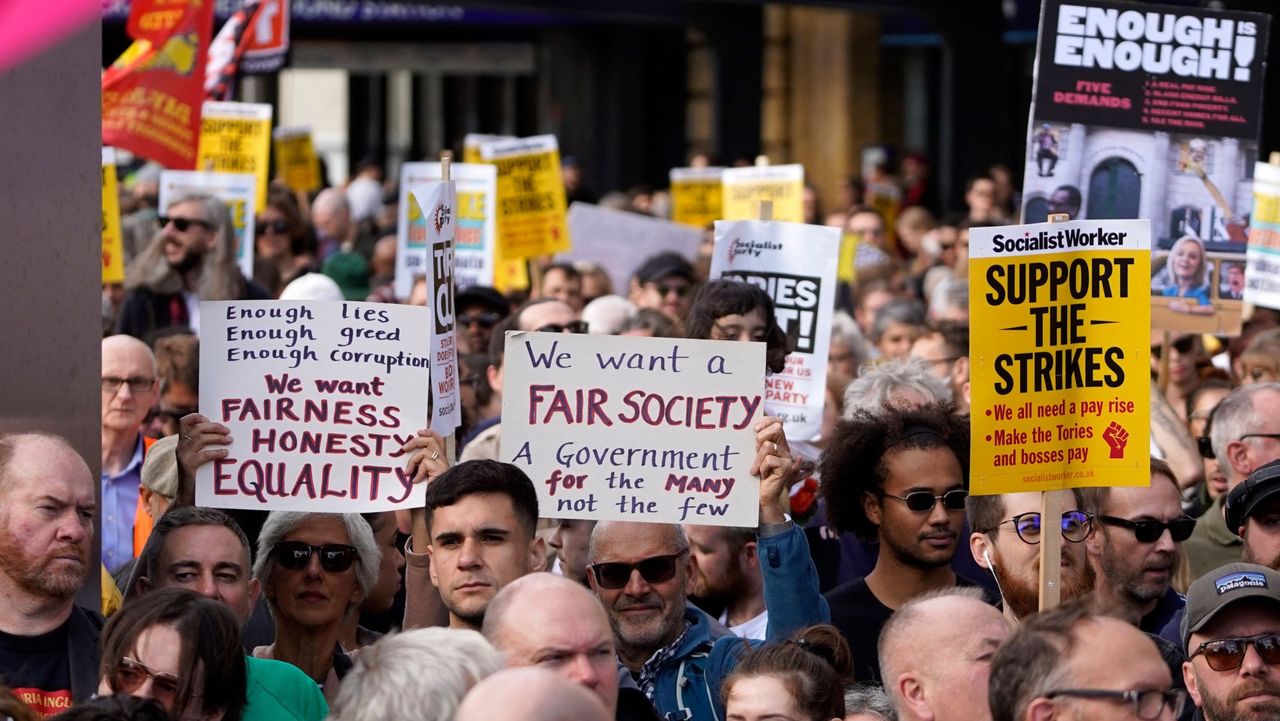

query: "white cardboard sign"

left=409, top=182, right=462, bottom=436
left=196, top=300, right=432, bottom=512
left=501, top=332, right=764, bottom=527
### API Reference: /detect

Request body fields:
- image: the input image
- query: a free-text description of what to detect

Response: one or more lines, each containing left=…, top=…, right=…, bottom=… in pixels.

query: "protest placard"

left=196, top=101, right=273, bottom=208
left=969, top=218, right=1151, bottom=495
left=711, top=220, right=840, bottom=442
left=670, top=167, right=724, bottom=229
left=463, top=133, right=514, bottom=163
left=561, top=202, right=702, bottom=296
left=408, top=183, right=461, bottom=436
left=1244, top=161, right=1280, bottom=310
left=196, top=300, right=432, bottom=513
left=1021, top=0, right=1270, bottom=334
left=159, top=170, right=256, bottom=280
left=415, top=162, right=496, bottom=291
left=481, top=135, right=571, bottom=260
left=721, top=164, right=804, bottom=223
left=501, top=332, right=765, bottom=526
left=102, top=148, right=125, bottom=285
left=273, top=127, right=321, bottom=193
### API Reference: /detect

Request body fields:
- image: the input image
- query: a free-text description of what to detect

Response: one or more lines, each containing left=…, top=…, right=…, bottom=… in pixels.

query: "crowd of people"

left=4, top=147, right=1280, bottom=721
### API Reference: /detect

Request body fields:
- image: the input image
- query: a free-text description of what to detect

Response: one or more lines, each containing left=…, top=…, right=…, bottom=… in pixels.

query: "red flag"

left=102, top=0, right=215, bottom=169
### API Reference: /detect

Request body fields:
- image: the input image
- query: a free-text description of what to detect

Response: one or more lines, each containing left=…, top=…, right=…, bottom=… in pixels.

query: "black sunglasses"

left=1190, top=633, right=1280, bottom=672
left=1150, top=335, right=1198, bottom=359
left=159, top=215, right=213, bottom=233
left=537, top=320, right=589, bottom=334
left=590, top=550, right=688, bottom=589
left=255, top=219, right=290, bottom=236
left=273, top=541, right=358, bottom=572
left=991, top=510, right=1093, bottom=545
left=648, top=282, right=691, bottom=298
left=1098, top=515, right=1196, bottom=543
left=882, top=489, right=968, bottom=512
left=459, top=312, right=502, bottom=329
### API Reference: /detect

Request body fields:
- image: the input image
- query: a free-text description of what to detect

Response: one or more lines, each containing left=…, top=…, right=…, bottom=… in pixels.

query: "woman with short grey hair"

left=251, top=511, right=380, bottom=703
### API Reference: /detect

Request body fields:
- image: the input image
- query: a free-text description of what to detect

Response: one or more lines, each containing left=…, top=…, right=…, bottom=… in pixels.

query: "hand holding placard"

left=751, top=416, right=793, bottom=525
left=175, top=413, right=232, bottom=506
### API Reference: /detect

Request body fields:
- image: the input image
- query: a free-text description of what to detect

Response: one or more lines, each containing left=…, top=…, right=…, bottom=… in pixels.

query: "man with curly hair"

left=819, top=403, right=991, bottom=682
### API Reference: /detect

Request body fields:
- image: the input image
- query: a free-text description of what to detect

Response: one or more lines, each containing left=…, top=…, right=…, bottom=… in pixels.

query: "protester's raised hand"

left=175, top=413, right=231, bottom=506
left=750, top=416, right=793, bottom=525
left=401, top=428, right=450, bottom=487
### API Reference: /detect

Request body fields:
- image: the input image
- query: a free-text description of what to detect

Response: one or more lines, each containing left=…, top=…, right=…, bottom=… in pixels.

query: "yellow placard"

left=273, top=128, right=320, bottom=193
left=102, top=148, right=125, bottom=285
left=196, top=101, right=273, bottom=209
left=721, top=164, right=804, bottom=222
left=670, top=167, right=723, bottom=228
left=493, top=258, right=530, bottom=294
left=464, top=134, right=513, bottom=164
left=481, top=135, right=571, bottom=261
left=969, top=219, right=1151, bottom=495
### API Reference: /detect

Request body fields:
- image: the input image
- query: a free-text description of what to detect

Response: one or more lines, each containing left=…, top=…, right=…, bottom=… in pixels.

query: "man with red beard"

left=967, top=490, right=1095, bottom=622
left=685, top=525, right=766, bottom=639
left=820, top=403, right=992, bottom=682
left=1083, top=459, right=1194, bottom=634
left=1181, top=562, right=1280, bottom=721
left=0, top=434, right=98, bottom=716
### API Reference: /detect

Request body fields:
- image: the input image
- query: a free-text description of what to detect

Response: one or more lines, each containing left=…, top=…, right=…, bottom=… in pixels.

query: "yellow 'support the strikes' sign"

left=197, top=101, right=273, bottom=208
left=670, top=167, right=724, bottom=228
left=102, top=148, right=124, bottom=284
left=968, top=219, right=1150, bottom=495
left=721, top=164, right=804, bottom=223
left=481, top=135, right=571, bottom=261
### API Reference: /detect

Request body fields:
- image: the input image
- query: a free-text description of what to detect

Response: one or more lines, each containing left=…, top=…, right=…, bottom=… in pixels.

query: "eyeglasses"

left=647, top=282, right=691, bottom=298
left=919, top=356, right=961, bottom=368
left=255, top=219, right=290, bottom=235
left=1098, top=515, right=1196, bottom=543
left=102, top=376, right=156, bottom=394
left=1150, top=335, right=1198, bottom=358
left=1241, top=433, right=1280, bottom=444
left=990, top=511, right=1093, bottom=544
left=1190, top=633, right=1280, bottom=671
left=536, top=320, right=589, bottom=334
left=459, top=312, right=502, bottom=329
left=115, top=657, right=191, bottom=709
left=1045, top=688, right=1187, bottom=720
left=159, top=216, right=213, bottom=233
left=273, top=541, right=359, bottom=572
left=882, top=489, right=968, bottom=512
left=590, top=550, right=688, bottom=589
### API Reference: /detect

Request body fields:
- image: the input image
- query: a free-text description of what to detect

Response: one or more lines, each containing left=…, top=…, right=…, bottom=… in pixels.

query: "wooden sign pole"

left=1038, top=212, right=1071, bottom=611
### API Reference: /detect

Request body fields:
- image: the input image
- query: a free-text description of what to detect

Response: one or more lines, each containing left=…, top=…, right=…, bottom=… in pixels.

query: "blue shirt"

left=101, top=436, right=144, bottom=572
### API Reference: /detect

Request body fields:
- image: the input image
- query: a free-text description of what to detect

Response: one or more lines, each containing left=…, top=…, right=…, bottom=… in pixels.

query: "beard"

left=1194, top=669, right=1280, bottom=721
left=168, top=244, right=204, bottom=274
left=1100, top=540, right=1173, bottom=603
left=880, top=522, right=956, bottom=571
left=994, top=550, right=1095, bottom=619
left=0, top=523, right=88, bottom=600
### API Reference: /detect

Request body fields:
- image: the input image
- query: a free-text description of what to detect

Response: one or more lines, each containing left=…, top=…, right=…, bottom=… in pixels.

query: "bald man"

left=878, top=588, right=1011, bottom=721
left=455, top=668, right=610, bottom=721
left=101, top=334, right=159, bottom=572
left=483, top=573, right=659, bottom=721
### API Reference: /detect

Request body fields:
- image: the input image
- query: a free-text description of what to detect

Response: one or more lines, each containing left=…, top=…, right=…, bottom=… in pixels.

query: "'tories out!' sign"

left=969, top=218, right=1150, bottom=495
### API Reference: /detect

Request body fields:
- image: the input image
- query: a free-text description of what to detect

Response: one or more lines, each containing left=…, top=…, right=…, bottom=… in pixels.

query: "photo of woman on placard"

left=1161, top=235, right=1214, bottom=315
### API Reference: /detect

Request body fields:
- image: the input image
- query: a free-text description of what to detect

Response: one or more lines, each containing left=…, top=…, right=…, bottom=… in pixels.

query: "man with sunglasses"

left=629, top=252, right=695, bottom=323
left=116, top=193, right=270, bottom=342
left=820, top=404, right=986, bottom=682
left=990, top=601, right=1187, bottom=721
left=127, top=506, right=329, bottom=721
left=1187, top=383, right=1280, bottom=579
left=1181, top=562, right=1280, bottom=721
left=1083, top=459, right=1193, bottom=634
left=455, top=287, right=510, bottom=357
left=585, top=416, right=827, bottom=721
left=968, top=490, right=1095, bottom=622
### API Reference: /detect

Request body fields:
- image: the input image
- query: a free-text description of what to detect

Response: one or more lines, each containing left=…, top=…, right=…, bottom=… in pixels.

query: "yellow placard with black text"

left=480, top=135, right=571, bottom=261
left=721, top=164, right=804, bottom=222
left=102, top=148, right=124, bottom=285
left=670, top=167, right=723, bottom=228
left=969, top=219, right=1150, bottom=495
left=197, top=101, right=273, bottom=208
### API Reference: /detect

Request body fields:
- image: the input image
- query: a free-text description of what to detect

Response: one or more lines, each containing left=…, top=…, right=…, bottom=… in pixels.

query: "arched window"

left=1087, top=158, right=1141, bottom=219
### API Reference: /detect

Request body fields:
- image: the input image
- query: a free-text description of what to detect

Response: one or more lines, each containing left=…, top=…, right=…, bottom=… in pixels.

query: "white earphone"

left=982, top=548, right=995, bottom=570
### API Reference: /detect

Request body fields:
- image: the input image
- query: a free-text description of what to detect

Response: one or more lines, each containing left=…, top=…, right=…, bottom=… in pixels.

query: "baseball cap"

left=1181, top=562, right=1280, bottom=650
left=633, top=252, right=694, bottom=285
left=1224, top=459, right=1280, bottom=535
left=280, top=272, right=344, bottom=301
